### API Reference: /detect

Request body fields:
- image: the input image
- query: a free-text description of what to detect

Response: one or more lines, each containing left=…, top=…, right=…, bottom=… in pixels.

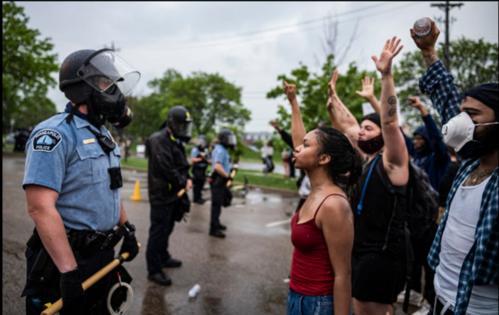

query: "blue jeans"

left=287, top=289, right=333, bottom=315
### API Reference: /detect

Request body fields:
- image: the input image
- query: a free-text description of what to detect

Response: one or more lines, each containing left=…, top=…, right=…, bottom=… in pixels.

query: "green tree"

left=267, top=54, right=379, bottom=132
left=394, top=38, right=498, bottom=126
left=2, top=1, right=58, bottom=133
left=130, top=69, right=251, bottom=141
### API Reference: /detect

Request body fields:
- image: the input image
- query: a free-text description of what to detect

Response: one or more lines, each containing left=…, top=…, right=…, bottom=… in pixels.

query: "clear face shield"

left=173, top=121, right=192, bottom=141
left=77, top=49, right=140, bottom=96
left=228, top=134, right=237, bottom=147
left=183, top=122, right=193, bottom=139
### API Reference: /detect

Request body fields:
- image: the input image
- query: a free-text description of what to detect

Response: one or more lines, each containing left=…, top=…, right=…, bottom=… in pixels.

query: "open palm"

left=355, top=76, right=375, bottom=99
left=372, top=37, right=403, bottom=75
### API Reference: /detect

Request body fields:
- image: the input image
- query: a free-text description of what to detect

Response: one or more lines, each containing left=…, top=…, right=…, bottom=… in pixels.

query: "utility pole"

left=431, top=1, right=463, bottom=70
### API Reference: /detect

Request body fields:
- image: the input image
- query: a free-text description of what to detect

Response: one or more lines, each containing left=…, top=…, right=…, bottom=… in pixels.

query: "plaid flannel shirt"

left=421, top=60, right=499, bottom=315
left=419, top=60, right=461, bottom=125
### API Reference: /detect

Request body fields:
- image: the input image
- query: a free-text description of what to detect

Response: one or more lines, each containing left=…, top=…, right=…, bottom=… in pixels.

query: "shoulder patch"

left=32, top=129, right=62, bottom=152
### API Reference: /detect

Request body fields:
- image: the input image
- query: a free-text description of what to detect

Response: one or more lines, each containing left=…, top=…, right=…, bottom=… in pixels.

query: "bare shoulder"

left=316, top=194, right=353, bottom=227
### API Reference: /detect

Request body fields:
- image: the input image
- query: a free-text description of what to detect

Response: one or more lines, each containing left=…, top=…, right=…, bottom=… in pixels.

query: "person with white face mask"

left=413, top=19, right=499, bottom=315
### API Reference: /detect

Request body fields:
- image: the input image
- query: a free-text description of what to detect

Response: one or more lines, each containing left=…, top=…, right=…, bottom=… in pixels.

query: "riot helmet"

left=59, top=48, right=140, bottom=128
left=166, top=106, right=193, bottom=142
left=218, top=129, right=237, bottom=149
left=197, top=135, right=207, bottom=149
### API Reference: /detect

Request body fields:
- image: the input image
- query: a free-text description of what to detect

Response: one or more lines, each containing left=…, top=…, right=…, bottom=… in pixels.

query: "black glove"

left=60, top=269, right=85, bottom=315
left=119, top=221, right=138, bottom=261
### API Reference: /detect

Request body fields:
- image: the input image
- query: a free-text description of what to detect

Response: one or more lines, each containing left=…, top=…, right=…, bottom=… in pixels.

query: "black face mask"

left=87, top=86, right=127, bottom=127
left=358, top=134, right=384, bottom=155
left=108, top=105, right=133, bottom=129
left=457, top=124, right=499, bottom=160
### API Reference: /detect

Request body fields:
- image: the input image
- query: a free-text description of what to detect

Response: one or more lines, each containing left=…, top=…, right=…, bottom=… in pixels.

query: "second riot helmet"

left=167, top=105, right=193, bottom=142
left=218, top=129, right=237, bottom=149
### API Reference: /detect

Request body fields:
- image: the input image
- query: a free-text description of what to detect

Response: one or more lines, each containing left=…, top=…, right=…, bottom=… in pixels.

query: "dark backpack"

left=371, top=158, right=438, bottom=312
left=406, top=161, right=439, bottom=242
left=402, top=161, right=439, bottom=312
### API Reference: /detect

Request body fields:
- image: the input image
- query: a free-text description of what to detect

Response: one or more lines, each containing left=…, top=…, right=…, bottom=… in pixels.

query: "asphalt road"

left=2, top=154, right=417, bottom=315
left=2, top=155, right=297, bottom=315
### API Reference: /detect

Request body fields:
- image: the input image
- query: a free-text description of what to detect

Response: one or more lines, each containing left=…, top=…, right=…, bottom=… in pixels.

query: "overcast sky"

left=19, top=1, right=498, bottom=132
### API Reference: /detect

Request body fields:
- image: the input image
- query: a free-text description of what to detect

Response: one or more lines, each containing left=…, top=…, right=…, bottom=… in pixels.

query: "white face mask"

left=442, top=112, right=499, bottom=151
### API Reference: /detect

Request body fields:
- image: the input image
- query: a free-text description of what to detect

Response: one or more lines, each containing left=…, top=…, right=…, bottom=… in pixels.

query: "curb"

left=121, top=165, right=298, bottom=195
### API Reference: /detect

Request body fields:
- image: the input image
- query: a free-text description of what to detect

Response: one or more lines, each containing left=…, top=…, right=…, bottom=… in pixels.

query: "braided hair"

left=315, top=127, right=362, bottom=191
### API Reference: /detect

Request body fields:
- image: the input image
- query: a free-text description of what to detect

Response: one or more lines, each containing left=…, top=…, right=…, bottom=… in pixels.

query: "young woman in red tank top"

left=283, top=81, right=362, bottom=315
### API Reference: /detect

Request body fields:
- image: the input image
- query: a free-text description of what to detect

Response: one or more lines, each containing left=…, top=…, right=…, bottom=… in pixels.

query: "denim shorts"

left=287, top=289, right=334, bottom=315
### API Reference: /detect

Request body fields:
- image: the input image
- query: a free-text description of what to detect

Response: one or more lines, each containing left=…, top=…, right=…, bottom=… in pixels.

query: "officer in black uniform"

left=145, top=105, right=192, bottom=286
left=191, top=135, right=210, bottom=204
left=22, top=49, right=140, bottom=315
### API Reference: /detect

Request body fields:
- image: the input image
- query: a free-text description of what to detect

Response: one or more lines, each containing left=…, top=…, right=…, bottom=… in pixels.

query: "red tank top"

left=290, top=193, right=345, bottom=296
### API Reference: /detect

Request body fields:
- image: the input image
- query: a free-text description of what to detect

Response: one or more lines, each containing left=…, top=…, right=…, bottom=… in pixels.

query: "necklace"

left=466, top=167, right=494, bottom=186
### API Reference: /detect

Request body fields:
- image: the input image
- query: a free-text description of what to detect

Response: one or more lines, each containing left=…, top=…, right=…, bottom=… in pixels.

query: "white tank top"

left=434, top=175, right=498, bottom=315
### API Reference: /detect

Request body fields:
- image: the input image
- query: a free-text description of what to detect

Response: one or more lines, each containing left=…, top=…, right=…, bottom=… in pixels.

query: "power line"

left=165, top=3, right=383, bottom=47
left=166, top=3, right=419, bottom=51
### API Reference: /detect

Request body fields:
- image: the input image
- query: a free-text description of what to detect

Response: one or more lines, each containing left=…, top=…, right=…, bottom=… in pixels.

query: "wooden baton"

left=41, top=243, right=141, bottom=315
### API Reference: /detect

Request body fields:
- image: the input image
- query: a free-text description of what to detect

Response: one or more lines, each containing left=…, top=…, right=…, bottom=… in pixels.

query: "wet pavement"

left=2, top=155, right=297, bottom=315
left=3, top=155, right=415, bottom=314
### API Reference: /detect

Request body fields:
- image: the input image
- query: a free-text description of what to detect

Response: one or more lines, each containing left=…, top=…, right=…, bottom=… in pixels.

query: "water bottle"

left=413, top=17, right=432, bottom=37
left=188, top=284, right=201, bottom=298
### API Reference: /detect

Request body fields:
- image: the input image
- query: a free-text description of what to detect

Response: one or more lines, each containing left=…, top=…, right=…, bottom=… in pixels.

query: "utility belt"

left=209, top=171, right=229, bottom=187
left=25, top=226, right=126, bottom=286
left=193, top=161, right=208, bottom=170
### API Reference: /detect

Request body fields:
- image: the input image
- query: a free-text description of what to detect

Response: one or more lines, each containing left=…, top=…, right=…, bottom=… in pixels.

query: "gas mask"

left=77, top=49, right=140, bottom=127
left=107, top=105, right=133, bottom=129
left=442, top=112, right=499, bottom=160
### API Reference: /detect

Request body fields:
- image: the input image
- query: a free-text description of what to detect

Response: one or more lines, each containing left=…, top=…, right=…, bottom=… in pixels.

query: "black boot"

left=209, top=230, right=226, bottom=238
left=148, top=271, right=172, bottom=286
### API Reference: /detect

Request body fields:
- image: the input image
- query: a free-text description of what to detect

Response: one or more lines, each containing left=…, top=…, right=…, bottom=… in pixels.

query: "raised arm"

left=355, top=76, right=381, bottom=113
left=411, top=20, right=461, bottom=125
left=283, top=81, right=306, bottom=148
left=408, top=96, right=450, bottom=165
left=327, top=70, right=361, bottom=147
left=372, top=37, right=409, bottom=185
left=270, top=120, right=294, bottom=149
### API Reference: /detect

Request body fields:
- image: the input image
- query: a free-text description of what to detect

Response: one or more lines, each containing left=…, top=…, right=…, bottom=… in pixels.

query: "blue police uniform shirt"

left=211, top=144, right=231, bottom=173
left=23, top=110, right=121, bottom=232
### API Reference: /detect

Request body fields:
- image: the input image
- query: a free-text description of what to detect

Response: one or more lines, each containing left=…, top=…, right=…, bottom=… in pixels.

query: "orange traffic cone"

left=130, top=179, right=142, bottom=201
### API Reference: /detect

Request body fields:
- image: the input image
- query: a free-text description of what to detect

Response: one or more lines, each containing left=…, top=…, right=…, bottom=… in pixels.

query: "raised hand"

left=269, top=119, right=280, bottom=130
left=283, top=81, right=297, bottom=103
left=355, top=76, right=375, bottom=100
left=408, top=96, right=428, bottom=116
left=328, top=69, right=339, bottom=98
left=410, top=20, right=440, bottom=53
left=371, top=37, right=403, bottom=76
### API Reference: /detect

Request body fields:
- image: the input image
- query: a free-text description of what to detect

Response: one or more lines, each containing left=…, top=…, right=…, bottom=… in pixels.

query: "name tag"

left=83, top=138, right=96, bottom=144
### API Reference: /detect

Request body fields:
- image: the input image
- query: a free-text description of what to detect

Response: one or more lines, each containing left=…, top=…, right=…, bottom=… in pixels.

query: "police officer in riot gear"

left=145, top=105, right=193, bottom=286
left=209, top=129, right=237, bottom=238
left=191, top=135, right=210, bottom=204
left=22, top=48, right=140, bottom=315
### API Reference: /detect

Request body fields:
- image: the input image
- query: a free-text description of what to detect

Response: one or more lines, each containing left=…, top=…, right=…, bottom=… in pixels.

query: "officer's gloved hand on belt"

left=60, top=268, right=86, bottom=315
left=119, top=221, right=139, bottom=261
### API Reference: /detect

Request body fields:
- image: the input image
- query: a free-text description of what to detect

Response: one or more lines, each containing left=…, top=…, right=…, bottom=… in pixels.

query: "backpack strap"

left=313, top=193, right=348, bottom=220
left=356, top=154, right=381, bottom=216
